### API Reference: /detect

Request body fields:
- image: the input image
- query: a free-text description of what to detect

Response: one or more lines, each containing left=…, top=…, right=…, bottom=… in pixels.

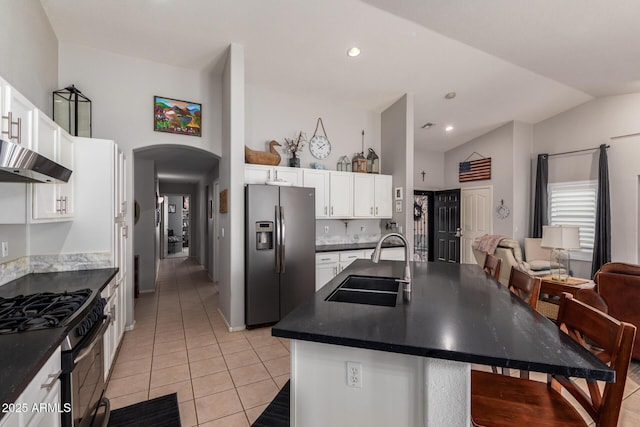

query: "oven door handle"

left=74, top=315, right=111, bottom=365
left=97, top=397, right=111, bottom=427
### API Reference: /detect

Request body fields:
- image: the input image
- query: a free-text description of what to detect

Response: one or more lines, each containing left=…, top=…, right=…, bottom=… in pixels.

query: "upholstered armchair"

left=595, top=262, right=640, bottom=360
left=472, top=237, right=565, bottom=286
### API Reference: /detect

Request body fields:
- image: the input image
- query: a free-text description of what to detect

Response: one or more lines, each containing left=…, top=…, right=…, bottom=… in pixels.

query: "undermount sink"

left=326, top=275, right=399, bottom=307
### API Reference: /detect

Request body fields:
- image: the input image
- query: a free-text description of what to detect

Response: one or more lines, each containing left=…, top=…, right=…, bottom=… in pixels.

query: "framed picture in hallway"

left=168, top=204, right=176, bottom=213
left=154, top=96, right=202, bottom=137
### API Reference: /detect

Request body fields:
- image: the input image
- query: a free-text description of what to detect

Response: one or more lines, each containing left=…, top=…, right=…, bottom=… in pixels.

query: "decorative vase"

left=289, top=156, right=300, bottom=168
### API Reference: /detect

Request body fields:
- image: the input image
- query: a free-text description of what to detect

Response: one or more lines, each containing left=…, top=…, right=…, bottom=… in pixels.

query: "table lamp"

left=541, top=225, right=581, bottom=281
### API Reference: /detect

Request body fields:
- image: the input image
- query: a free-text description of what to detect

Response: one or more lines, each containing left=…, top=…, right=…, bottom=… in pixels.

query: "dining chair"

left=482, top=253, right=501, bottom=281
left=471, top=293, right=636, bottom=427
left=492, top=267, right=542, bottom=377
left=507, top=267, right=541, bottom=310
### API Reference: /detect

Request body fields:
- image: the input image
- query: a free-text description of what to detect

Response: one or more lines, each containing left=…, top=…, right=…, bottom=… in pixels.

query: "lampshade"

left=541, top=225, right=580, bottom=250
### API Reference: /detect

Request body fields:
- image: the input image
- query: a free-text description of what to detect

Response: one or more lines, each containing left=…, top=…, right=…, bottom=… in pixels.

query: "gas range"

left=0, top=289, right=106, bottom=350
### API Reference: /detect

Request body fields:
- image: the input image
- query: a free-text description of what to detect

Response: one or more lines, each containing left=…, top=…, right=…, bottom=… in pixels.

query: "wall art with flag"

left=459, top=153, right=491, bottom=182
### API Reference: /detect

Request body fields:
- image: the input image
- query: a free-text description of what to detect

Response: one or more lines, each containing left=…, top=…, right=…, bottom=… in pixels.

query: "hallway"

left=105, top=257, right=289, bottom=426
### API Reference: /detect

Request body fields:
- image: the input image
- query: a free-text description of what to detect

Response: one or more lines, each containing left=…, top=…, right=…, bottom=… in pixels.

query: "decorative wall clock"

left=309, top=117, right=331, bottom=159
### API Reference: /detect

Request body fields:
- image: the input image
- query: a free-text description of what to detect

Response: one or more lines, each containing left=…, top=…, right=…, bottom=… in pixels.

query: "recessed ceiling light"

left=445, top=92, right=457, bottom=100
left=421, top=122, right=434, bottom=129
left=347, top=47, right=361, bottom=57
left=445, top=125, right=454, bottom=132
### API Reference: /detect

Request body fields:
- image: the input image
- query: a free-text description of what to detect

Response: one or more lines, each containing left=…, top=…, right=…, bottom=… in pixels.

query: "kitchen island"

left=273, top=260, right=613, bottom=426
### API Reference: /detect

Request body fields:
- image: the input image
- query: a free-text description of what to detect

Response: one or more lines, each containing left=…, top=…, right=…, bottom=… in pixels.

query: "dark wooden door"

left=434, top=189, right=461, bottom=263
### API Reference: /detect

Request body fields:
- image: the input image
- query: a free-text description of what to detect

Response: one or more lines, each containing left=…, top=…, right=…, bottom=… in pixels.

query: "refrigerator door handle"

left=275, top=205, right=281, bottom=273
left=280, top=206, right=286, bottom=273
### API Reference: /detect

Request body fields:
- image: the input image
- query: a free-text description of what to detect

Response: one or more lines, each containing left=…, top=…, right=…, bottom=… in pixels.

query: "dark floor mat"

left=252, top=381, right=290, bottom=427
left=107, top=393, right=181, bottom=427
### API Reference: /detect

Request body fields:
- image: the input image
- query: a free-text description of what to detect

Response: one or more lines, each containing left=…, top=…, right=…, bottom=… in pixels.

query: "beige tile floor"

left=106, top=257, right=289, bottom=426
left=107, top=256, right=640, bottom=427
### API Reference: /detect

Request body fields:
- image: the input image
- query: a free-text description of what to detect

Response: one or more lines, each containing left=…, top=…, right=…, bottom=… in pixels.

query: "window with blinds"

left=548, top=181, right=597, bottom=251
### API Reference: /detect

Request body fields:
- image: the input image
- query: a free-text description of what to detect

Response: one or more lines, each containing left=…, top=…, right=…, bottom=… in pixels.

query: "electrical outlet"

left=346, top=361, right=362, bottom=388
left=324, top=226, right=329, bottom=234
left=1, top=241, right=8, bottom=258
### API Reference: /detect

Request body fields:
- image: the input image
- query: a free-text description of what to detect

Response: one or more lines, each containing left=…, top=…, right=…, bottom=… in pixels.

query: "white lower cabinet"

left=0, top=347, right=62, bottom=427
left=103, top=277, right=124, bottom=381
left=315, top=247, right=407, bottom=289
left=315, top=253, right=339, bottom=290
left=338, top=250, right=365, bottom=272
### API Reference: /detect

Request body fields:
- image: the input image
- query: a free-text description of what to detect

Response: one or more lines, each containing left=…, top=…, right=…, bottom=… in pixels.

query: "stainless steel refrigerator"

left=245, top=184, right=316, bottom=327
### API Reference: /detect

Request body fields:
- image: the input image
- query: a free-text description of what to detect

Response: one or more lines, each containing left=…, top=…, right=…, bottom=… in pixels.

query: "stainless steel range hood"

left=0, top=139, right=72, bottom=183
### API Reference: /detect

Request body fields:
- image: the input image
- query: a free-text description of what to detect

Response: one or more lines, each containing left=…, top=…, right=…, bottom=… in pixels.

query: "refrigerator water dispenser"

left=255, top=221, right=273, bottom=250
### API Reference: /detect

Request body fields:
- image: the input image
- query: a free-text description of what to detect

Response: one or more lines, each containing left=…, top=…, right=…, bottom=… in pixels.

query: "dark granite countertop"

left=273, top=260, right=614, bottom=382
left=315, top=240, right=404, bottom=253
left=0, top=268, right=118, bottom=413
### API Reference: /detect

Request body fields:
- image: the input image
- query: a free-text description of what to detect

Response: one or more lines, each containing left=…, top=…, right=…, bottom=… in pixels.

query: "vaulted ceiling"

left=41, top=0, right=639, bottom=155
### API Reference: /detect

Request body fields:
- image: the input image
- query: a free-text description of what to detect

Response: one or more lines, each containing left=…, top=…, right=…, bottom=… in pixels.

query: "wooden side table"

left=538, top=276, right=596, bottom=320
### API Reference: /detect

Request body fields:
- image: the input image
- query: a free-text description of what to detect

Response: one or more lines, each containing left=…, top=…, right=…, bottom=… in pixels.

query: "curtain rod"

left=547, top=145, right=609, bottom=158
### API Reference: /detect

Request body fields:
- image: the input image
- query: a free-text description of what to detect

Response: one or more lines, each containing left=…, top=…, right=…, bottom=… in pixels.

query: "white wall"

left=444, top=122, right=515, bottom=238
left=245, top=85, right=381, bottom=171
left=512, top=122, right=533, bottom=242
left=414, top=148, right=445, bottom=191
left=533, top=93, right=640, bottom=272
left=381, top=94, right=414, bottom=251
left=218, top=44, right=246, bottom=330
left=0, top=1, right=56, bottom=268
left=0, top=1, right=57, bottom=115
left=134, top=158, right=156, bottom=292
left=59, top=42, right=224, bottom=324
left=0, top=225, right=27, bottom=263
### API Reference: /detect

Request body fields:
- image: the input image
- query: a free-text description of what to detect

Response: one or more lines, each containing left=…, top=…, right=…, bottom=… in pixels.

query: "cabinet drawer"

left=339, top=250, right=365, bottom=262
left=316, top=253, right=339, bottom=264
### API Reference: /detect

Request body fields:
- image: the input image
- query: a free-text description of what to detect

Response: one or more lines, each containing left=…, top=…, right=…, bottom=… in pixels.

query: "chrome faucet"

left=371, top=232, right=411, bottom=292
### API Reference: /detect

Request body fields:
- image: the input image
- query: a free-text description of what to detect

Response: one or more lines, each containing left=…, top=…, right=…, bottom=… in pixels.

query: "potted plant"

left=283, top=131, right=306, bottom=168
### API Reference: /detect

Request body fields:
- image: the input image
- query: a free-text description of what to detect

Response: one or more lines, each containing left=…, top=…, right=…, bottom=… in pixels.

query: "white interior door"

left=461, top=186, right=493, bottom=264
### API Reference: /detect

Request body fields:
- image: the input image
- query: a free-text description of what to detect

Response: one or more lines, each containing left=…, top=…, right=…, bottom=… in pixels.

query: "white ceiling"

left=41, top=0, right=637, bottom=158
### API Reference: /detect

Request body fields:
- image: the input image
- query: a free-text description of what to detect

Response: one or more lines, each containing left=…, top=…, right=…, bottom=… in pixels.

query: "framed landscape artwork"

left=154, top=96, right=201, bottom=137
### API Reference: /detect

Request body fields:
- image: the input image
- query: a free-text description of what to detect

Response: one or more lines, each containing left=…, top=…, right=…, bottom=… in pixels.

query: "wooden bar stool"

left=482, top=253, right=501, bottom=281
left=471, top=293, right=636, bottom=427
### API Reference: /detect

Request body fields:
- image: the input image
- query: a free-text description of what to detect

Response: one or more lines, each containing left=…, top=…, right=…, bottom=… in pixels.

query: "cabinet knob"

left=375, top=206, right=378, bottom=215
left=331, top=206, right=334, bottom=215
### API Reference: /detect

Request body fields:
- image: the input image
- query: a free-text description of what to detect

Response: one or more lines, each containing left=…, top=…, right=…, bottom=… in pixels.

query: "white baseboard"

left=217, top=307, right=246, bottom=332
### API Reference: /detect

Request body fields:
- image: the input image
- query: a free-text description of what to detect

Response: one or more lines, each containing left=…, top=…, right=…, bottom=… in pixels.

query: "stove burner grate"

left=0, top=289, right=93, bottom=334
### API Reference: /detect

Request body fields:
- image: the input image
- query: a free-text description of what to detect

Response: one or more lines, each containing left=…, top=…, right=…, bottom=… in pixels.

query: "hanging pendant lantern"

left=367, top=148, right=379, bottom=174
left=53, top=84, right=92, bottom=137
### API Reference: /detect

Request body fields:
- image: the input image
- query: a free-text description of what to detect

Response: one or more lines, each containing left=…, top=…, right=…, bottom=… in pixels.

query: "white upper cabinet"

left=374, top=174, right=393, bottom=218
left=353, top=174, right=392, bottom=218
left=1, top=83, right=34, bottom=149
left=244, top=164, right=302, bottom=186
left=244, top=165, right=392, bottom=219
left=353, top=174, right=375, bottom=217
left=303, top=169, right=330, bottom=218
left=329, top=171, right=353, bottom=218
left=30, top=110, right=74, bottom=221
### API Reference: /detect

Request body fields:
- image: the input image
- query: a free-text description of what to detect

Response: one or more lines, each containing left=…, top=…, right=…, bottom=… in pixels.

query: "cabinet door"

left=118, top=149, right=127, bottom=217
left=374, top=175, right=393, bottom=218
left=25, top=380, right=61, bottom=427
left=3, top=85, right=34, bottom=149
left=274, top=167, right=302, bottom=186
left=353, top=174, right=375, bottom=217
left=57, top=129, right=74, bottom=217
left=32, top=111, right=60, bottom=219
left=244, top=165, right=273, bottom=184
left=316, top=264, right=338, bottom=290
left=303, top=169, right=330, bottom=218
left=329, top=172, right=353, bottom=218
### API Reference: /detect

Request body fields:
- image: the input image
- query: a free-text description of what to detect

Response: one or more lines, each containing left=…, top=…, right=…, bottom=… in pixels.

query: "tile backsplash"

left=0, top=252, right=112, bottom=286
left=315, top=219, right=392, bottom=245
